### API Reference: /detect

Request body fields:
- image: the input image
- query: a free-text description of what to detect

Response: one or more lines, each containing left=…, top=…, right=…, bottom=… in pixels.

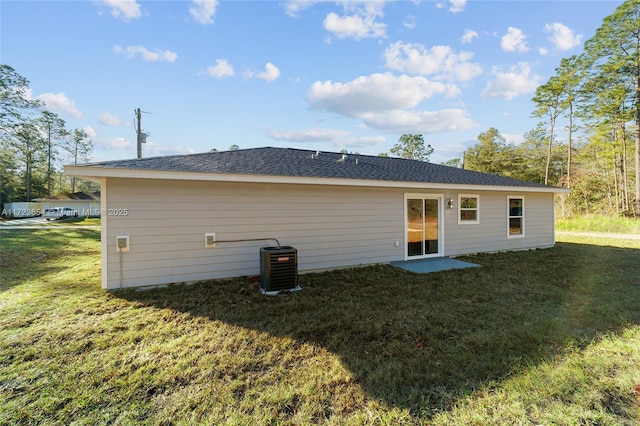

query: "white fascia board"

left=64, top=165, right=570, bottom=194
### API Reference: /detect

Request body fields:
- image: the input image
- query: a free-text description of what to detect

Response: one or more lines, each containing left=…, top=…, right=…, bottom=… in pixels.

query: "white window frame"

left=507, top=195, right=525, bottom=238
left=458, top=194, right=479, bottom=225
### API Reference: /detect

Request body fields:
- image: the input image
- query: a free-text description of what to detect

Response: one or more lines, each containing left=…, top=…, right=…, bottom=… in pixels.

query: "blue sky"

left=1, top=0, right=623, bottom=163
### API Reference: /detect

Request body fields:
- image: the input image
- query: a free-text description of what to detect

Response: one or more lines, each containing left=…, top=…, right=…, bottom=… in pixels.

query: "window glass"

left=461, top=197, right=477, bottom=209
left=460, top=210, right=477, bottom=221
left=509, top=199, right=522, bottom=217
left=509, top=218, right=522, bottom=235
left=508, top=197, right=524, bottom=236
left=459, top=195, right=479, bottom=224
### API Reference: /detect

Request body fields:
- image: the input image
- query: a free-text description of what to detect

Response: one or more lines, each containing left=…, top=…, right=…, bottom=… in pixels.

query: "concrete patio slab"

left=391, top=257, right=481, bottom=274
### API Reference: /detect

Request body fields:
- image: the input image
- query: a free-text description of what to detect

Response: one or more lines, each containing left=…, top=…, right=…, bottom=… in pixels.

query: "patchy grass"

left=556, top=215, right=640, bottom=234
left=1, top=229, right=639, bottom=425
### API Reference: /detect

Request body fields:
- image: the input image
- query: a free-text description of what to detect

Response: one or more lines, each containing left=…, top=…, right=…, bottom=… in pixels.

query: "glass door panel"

left=407, top=198, right=423, bottom=257
left=406, top=196, right=440, bottom=258
left=424, top=199, right=439, bottom=254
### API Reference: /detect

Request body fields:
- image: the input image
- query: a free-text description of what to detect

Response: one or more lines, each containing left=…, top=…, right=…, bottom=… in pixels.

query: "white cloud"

left=461, top=29, right=478, bottom=44
left=95, top=137, right=195, bottom=158
left=282, top=0, right=322, bottom=18
left=344, top=135, right=386, bottom=148
left=502, top=132, right=524, bottom=145
left=268, top=128, right=352, bottom=143
left=448, top=0, right=467, bottom=13
left=36, top=92, right=83, bottom=119
left=190, top=0, right=218, bottom=25
left=84, top=126, right=96, bottom=139
left=94, top=0, right=141, bottom=21
left=252, top=62, right=280, bottom=82
left=403, top=15, right=416, bottom=29
left=269, top=127, right=385, bottom=151
left=142, top=142, right=196, bottom=157
left=308, top=73, right=448, bottom=117
left=360, top=109, right=476, bottom=134
left=307, top=72, right=476, bottom=134
left=114, top=45, right=178, bottom=62
left=98, top=112, right=128, bottom=127
left=206, top=59, right=234, bottom=78
left=283, top=1, right=387, bottom=40
left=383, top=41, right=482, bottom=83
left=324, top=12, right=386, bottom=40
left=544, top=22, right=583, bottom=51
left=436, top=0, right=466, bottom=13
left=96, top=137, right=132, bottom=151
left=323, top=2, right=387, bottom=40
left=481, top=62, right=542, bottom=100
left=501, top=27, right=529, bottom=53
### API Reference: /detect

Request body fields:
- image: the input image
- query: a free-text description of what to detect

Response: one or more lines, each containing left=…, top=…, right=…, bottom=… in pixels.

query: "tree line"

left=0, top=65, right=96, bottom=206
left=450, top=0, right=639, bottom=218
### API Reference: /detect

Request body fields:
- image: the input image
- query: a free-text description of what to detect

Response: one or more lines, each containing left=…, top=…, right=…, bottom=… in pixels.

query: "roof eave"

left=64, top=165, right=570, bottom=194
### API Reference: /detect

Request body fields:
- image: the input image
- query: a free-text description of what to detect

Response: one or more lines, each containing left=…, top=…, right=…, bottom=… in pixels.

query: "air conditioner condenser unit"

left=259, top=246, right=300, bottom=294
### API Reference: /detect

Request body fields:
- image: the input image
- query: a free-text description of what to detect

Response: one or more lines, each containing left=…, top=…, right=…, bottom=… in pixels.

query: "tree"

left=0, top=65, right=42, bottom=130
left=0, top=146, right=20, bottom=207
left=582, top=0, right=640, bottom=214
left=532, top=73, right=566, bottom=185
left=464, top=128, right=513, bottom=176
left=515, top=126, right=564, bottom=185
left=389, top=134, right=433, bottom=161
left=532, top=56, right=584, bottom=188
left=62, top=129, right=93, bottom=192
left=5, top=122, right=46, bottom=201
left=0, top=66, right=44, bottom=203
left=36, top=111, right=67, bottom=196
left=441, top=158, right=462, bottom=168
left=552, top=56, right=581, bottom=188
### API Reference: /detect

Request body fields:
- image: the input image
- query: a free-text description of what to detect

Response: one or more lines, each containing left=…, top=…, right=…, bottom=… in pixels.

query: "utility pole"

left=134, top=108, right=151, bottom=159
left=135, top=108, right=142, bottom=159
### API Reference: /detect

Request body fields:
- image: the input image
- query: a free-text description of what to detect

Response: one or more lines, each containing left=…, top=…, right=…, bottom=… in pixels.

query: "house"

left=35, top=192, right=101, bottom=217
left=65, top=147, right=570, bottom=290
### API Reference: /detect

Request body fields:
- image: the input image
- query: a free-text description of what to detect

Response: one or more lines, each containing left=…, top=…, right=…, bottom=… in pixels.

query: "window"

left=458, top=194, right=479, bottom=224
left=508, top=196, right=524, bottom=237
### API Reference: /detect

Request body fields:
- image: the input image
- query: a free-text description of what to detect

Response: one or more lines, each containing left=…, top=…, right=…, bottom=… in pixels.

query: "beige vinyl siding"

left=101, top=178, right=557, bottom=289
left=444, top=191, right=555, bottom=256
left=103, top=178, right=405, bottom=289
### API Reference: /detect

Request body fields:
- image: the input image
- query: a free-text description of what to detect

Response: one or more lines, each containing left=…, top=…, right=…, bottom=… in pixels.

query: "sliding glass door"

left=406, top=195, right=442, bottom=258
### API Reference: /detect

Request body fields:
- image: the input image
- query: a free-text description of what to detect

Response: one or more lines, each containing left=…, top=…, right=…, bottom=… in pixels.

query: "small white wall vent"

left=116, top=236, right=129, bottom=252
left=204, top=233, right=216, bottom=248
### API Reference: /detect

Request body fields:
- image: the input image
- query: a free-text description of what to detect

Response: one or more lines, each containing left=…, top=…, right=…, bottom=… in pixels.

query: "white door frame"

left=404, top=193, right=444, bottom=260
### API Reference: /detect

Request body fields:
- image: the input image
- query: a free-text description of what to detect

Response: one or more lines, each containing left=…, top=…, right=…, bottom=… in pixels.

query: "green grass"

left=556, top=214, right=640, bottom=234
left=1, top=229, right=639, bottom=425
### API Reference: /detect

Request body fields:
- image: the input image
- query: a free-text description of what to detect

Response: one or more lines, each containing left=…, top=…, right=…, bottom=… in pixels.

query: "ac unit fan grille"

left=260, top=246, right=298, bottom=292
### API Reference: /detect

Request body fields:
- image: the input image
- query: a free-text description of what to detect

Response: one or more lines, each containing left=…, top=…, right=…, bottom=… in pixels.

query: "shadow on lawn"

left=118, top=242, right=640, bottom=417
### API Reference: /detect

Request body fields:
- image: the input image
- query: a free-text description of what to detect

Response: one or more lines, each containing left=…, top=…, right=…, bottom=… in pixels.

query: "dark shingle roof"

left=76, top=147, right=557, bottom=189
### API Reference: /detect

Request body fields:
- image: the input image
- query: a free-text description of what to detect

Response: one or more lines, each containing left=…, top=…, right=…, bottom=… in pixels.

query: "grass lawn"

left=1, top=229, right=639, bottom=425
left=556, top=215, right=640, bottom=234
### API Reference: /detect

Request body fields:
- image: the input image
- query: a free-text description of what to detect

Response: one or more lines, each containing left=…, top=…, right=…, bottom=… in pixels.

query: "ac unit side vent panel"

left=260, top=246, right=298, bottom=292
